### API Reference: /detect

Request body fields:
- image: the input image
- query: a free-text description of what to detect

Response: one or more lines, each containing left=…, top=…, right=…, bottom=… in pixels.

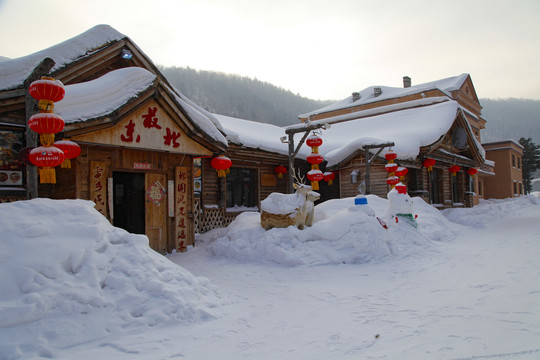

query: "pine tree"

left=518, top=137, right=540, bottom=193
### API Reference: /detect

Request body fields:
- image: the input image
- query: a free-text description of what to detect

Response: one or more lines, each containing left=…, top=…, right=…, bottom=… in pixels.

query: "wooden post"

left=23, top=57, right=55, bottom=199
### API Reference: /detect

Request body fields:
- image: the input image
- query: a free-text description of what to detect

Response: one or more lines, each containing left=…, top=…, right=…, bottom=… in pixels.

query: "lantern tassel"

left=217, top=169, right=226, bottom=178
left=39, top=167, right=56, bottom=184
left=61, top=158, right=72, bottom=168
left=311, top=181, right=319, bottom=191
left=328, top=179, right=333, bottom=186
left=40, top=133, right=55, bottom=147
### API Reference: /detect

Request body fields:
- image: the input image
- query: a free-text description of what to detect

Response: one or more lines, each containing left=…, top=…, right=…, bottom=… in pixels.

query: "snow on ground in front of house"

left=1, top=195, right=540, bottom=359
left=0, top=199, right=221, bottom=359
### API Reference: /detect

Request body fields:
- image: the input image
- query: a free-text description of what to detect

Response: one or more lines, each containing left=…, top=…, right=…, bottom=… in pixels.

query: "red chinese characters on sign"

left=163, top=128, right=181, bottom=148
left=175, top=167, right=189, bottom=252
left=142, top=107, right=162, bottom=129
left=90, top=161, right=108, bottom=217
left=119, top=106, right=182, bottom=149
left=120, top=119, right=141, bottom=143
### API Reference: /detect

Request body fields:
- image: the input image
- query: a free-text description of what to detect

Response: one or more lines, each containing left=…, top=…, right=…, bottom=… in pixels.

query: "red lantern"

left=275, top=165, right=287, bottom=178
left=323, top=171, right=335, bottom=185
left=449, top=165, right=460, bottom=176
left=53, top=140, right=81, bottom=168
left=306, top=135, right=323, bottom=148
left=29, top=146, right=65, bottom=184
left=385, top=163, right=398, bottom=173
left=467, top=168, right=478, bottom=176
left=385, top=150, right=397, bottom=162
left=396, top=166, right=408, bottom=180
left=395, top=183, right=407, bottom=194
left=28, top=113, right=65, bottom=146
left=29, top=77, right=65, bottom=112
left=423, top=158, right=436, bottom=171
left=307, top=153, right=324, bottom=165
left=307, top=169, right=324, bottom=182
left=211, top=155, right=232, bottom=177
left=386, top=176, right=400, bottom=186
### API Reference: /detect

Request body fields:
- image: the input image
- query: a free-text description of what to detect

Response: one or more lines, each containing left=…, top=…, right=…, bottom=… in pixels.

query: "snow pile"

left=202, top=194, right=462, bottom=266
left=442, top=194, right=540, bottom=228
left=0, top=199, right=221, bottom=359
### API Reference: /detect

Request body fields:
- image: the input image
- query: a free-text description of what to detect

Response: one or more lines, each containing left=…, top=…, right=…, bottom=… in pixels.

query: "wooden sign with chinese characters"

left=175, top=166, right=191, bottom=252
left=71, top=100, right=212, bottom=156
left=90, top=161, right=108, bottom=217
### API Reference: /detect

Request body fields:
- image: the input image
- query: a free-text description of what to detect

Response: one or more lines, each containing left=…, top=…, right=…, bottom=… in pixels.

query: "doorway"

left=113, top=172, right=146, bottom=234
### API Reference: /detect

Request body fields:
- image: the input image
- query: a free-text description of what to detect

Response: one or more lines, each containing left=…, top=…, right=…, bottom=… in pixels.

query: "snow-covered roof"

left=318, top=100, right=462, bottom=167
left=54, top=67, right=227, bottom=146
left=55, top=67, right=156, bottom=123
left=214, top=114, right=310, bottom=158
left=300, top=74, right=470, bottom=118
left=0, top=25, right=125, bottom=91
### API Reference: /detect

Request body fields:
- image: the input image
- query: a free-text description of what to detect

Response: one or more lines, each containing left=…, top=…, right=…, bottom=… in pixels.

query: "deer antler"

left=292, top=168, right=306, bottom=185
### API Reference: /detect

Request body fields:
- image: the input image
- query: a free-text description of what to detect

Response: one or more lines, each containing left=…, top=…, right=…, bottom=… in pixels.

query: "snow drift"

left=0, top=199, right=220, bottom=359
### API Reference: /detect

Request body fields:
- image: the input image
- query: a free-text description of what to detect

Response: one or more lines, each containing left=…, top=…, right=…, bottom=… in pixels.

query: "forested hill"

left=479, top=98, right=540, bottom=144
left=160, top=66, right=540, bottom=143
left=159, top=66, right=333, bottom=127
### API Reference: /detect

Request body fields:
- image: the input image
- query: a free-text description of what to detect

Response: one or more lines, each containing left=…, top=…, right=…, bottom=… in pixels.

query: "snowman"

left=385, top=182, right=418, bottom=228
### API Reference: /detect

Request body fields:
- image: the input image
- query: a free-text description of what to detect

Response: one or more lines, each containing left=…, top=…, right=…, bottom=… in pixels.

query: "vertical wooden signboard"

left=90, top=161, right=108, bottom=217
left=175, top=166, right=191, bottom=252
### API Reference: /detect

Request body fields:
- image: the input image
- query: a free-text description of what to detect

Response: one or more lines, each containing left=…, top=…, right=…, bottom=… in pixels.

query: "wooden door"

left=145, top=173, right=168, bottom=253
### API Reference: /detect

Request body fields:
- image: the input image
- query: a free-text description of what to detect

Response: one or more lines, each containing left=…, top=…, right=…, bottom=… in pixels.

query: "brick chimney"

left=403, top=76, right=411, bottom=88
left=352, top=92, right=360, bottom=101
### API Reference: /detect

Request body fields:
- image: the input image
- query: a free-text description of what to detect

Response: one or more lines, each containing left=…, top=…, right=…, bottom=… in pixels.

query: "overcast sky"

left=1, top=0, right=539, bottom=101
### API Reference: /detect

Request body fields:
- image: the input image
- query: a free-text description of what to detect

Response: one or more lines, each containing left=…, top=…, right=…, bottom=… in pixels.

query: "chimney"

left=373, top=87, right=382, bottom=97
left=403, top=76, right=411, bottom=88
left=352, top=92, right=360, bottom=102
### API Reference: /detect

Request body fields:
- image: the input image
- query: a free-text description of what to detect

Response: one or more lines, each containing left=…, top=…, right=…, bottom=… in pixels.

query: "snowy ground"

left=1, top=194, right=540, bottom=360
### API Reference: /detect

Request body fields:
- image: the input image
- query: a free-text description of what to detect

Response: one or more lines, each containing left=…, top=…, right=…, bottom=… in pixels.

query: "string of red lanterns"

left=385, top=150, right=400, bottom=188
left=306, top=133, right=324, bottom=190
left=423, top=158, right=436, bottom=172
left=27, top=76, right=80, bottom=184
left=449, top=165, right=460, bottom=176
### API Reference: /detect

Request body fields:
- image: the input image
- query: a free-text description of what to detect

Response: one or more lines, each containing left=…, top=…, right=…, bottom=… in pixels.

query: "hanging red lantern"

left=449, top=165, right=460, bottom=176
left=396, top=166, right=408, bottom=180
left=307, top=153, right=324, bottom=165
left=275, top=165, right=287, bottom=178
left=385, top=150, right=397, bottom=162
left=307, top=169, right=324, bottom=182
left=423, top=158, right=436, bottom=171
left=467, top=168, right=478, bottom=176
left=53, top=140, right=81, bottom=168
left=385, top=163, right=398, bottom=173
left=29, top=146, right=65, bottom=184
left=395, top=183, right=407, bottom=194
left=29, top=77, right=65, bottom=113
left=386, top=176, right=400, bottom=186
left=211, top=155, right=232, bottom=177
left=323, top=171, right=335, bottom=185
left=28, top=113, right=65, bottom=146
left=306, top=134, right=323, bottom=148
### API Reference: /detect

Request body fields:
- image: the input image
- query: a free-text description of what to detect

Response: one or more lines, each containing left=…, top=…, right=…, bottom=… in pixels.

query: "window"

left=452, top=173, right=461, bottom=203
left=517, top=156, right=521, bottom=169
left=430, top=169, right=441, bottom=204
left=512, top=154, right=516, bottom=168
left=226, top=168, right=258, bottom=209
left=513, top=181, right=518, bottom=195
left=0, top=129, right=25, bottom=187
left=519, top=182, right=523, bottom=195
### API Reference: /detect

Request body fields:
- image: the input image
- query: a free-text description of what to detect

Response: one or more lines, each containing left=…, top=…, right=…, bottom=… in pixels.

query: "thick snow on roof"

left=54, top=67, right=227, bottom=146
left=214, top=114, right=310, bottom=158
left=320, top=100, right=461, bottom=167
left=300, top=74, right=469, bottom=118
left=55, top=67, right=156, bottom=123
left=0, top=25, right=125, bottom=91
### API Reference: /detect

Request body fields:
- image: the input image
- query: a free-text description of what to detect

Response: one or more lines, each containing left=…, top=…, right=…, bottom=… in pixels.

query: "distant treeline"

left=160, top=66, right=540, bottom=143
left=159, top=66, right=332, bottom=127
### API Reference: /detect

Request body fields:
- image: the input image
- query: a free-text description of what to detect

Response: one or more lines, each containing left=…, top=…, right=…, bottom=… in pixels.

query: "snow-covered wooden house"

left=0, top=25, right=231, bottom=252
left=298, top=75, right=493, bottom=208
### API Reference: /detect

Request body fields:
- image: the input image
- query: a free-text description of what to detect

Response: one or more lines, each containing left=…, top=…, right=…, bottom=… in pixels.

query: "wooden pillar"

left=23, top=57, right=55, bottom=199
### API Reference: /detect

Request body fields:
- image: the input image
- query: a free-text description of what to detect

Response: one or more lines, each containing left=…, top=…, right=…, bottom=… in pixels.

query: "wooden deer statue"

left=260, top=170, right=320, bottom=230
